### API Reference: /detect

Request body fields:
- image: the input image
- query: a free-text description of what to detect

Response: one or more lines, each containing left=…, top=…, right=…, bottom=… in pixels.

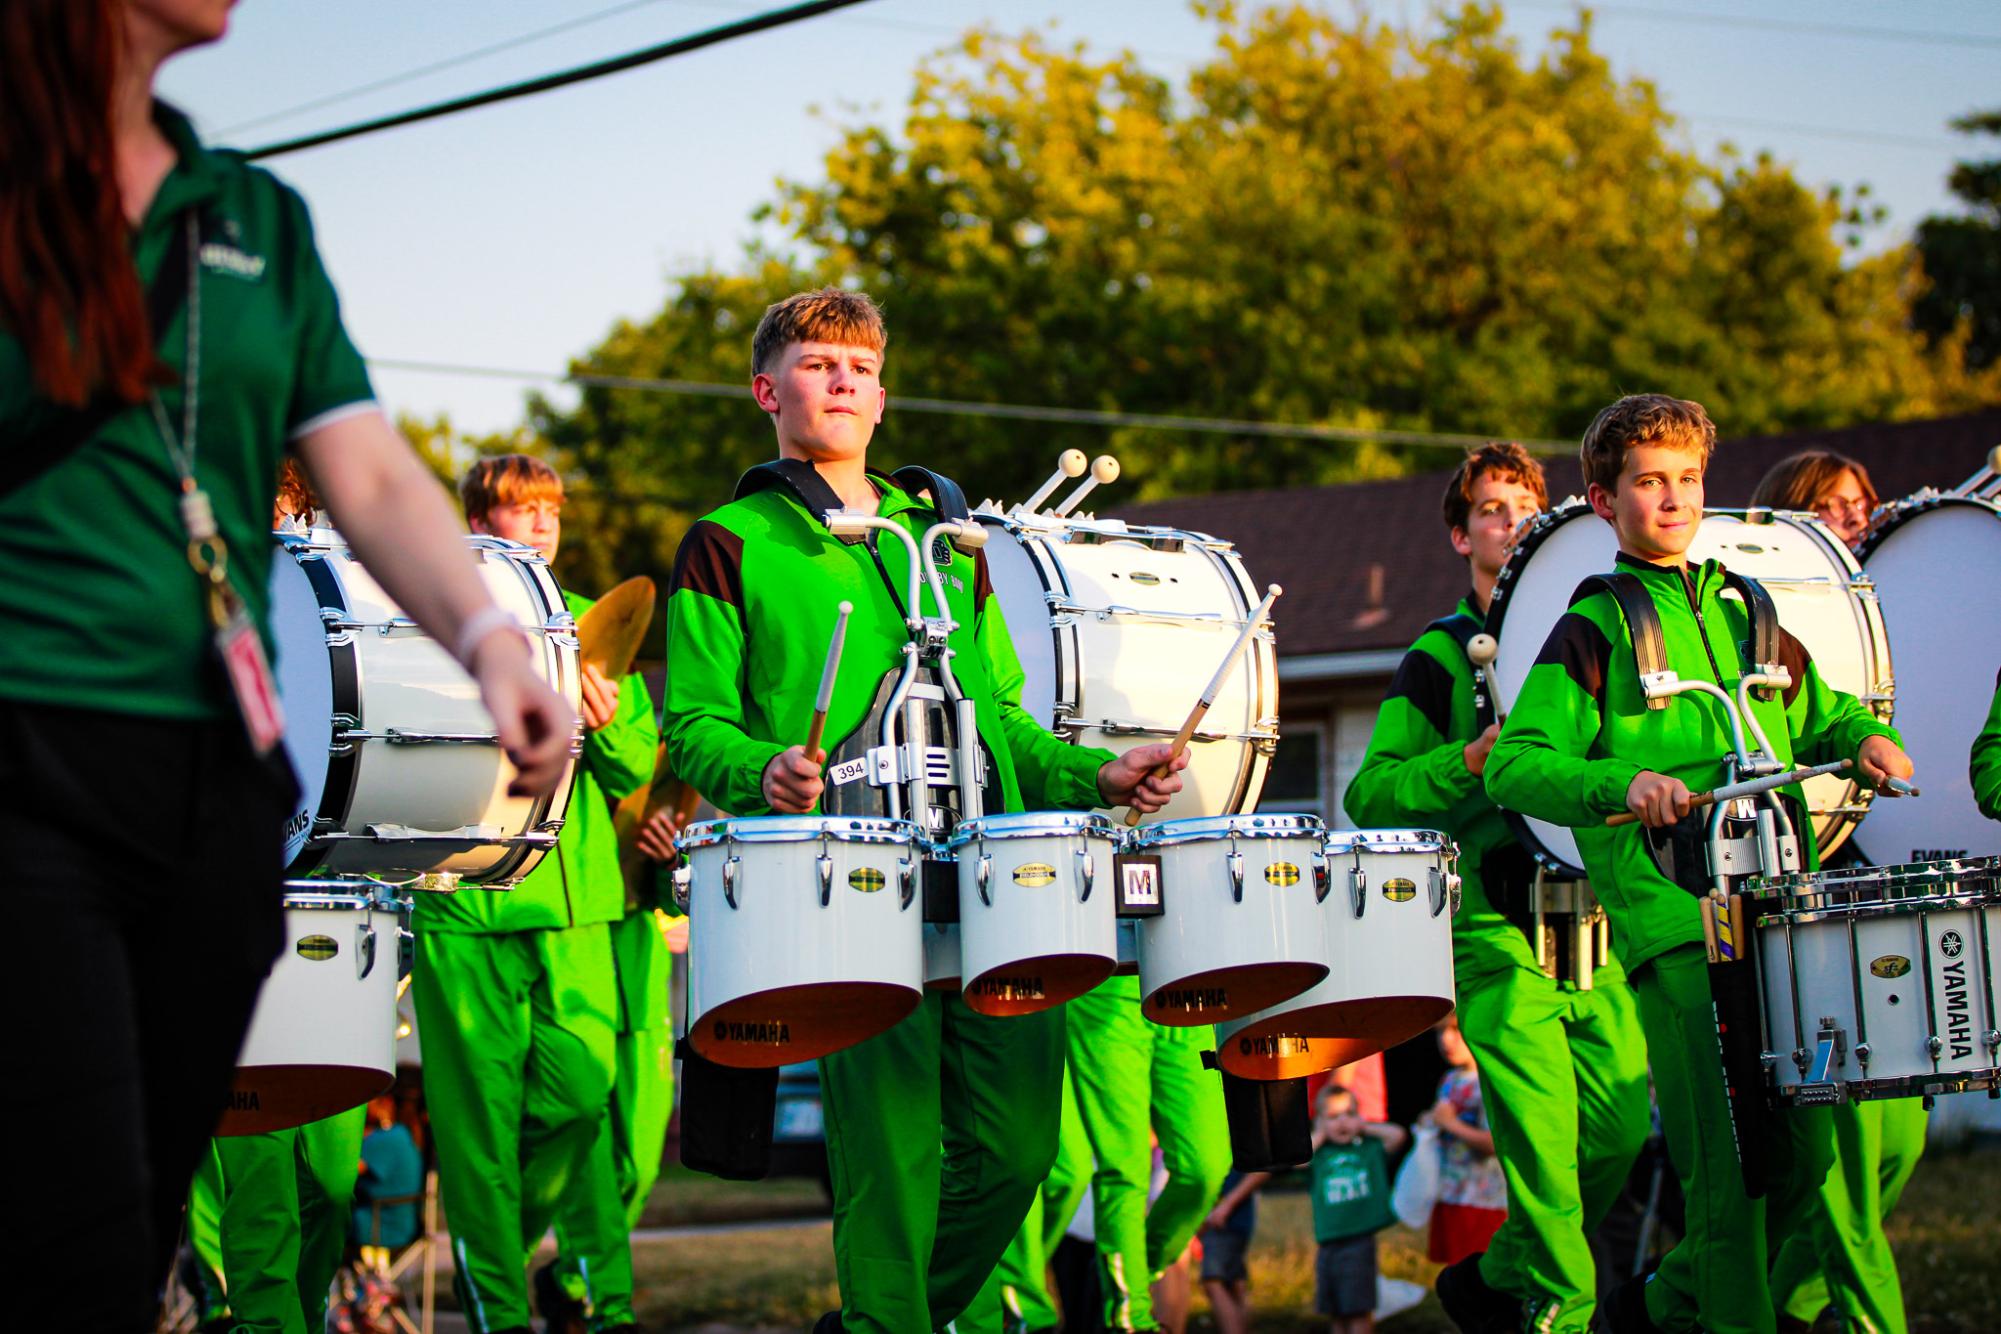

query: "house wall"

left=1254, top=670, right=1394, bottom=829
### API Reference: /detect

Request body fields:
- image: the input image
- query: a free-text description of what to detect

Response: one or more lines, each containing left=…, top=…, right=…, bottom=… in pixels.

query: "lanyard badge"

left=150, top=212, right=286, bottom=756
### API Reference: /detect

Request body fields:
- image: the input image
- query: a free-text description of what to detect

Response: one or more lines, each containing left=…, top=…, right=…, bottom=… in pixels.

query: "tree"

left=1914, top=109, right=2001, bottom=371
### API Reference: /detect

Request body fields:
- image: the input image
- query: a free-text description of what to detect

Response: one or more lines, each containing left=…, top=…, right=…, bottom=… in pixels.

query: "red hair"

left=0, top=0, right=160, bottom=407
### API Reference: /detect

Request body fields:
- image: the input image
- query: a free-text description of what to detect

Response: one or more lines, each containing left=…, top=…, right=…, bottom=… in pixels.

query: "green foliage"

left=1914, top=107, right=2001, bottom=371
left=529, top=2, right=1999, bottom=575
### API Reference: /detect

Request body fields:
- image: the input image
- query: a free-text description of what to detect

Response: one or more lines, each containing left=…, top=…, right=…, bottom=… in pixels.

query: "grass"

left=635, top=1161, right=831, bottom=1230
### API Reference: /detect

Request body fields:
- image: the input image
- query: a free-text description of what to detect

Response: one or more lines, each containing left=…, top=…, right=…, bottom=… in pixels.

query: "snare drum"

left=270, top=530, right=580, bottom=884
left=1215, top=830, right=1459, bottom=1079
left=1488, top=505, right=1891, bottom=873
left=220, top=886, right=411, bottom=1135
left=1130, top=814, right=1329, bottom=1025
left=946, top=812, right=1120, bottom=1015
left=1751, top=858, right=2000, bottom=1104
left=923, top=922, right=962, bottom=991
left=679, top=816, right=922, bottom=1067
left=978, top=510, right=1278, bottom=822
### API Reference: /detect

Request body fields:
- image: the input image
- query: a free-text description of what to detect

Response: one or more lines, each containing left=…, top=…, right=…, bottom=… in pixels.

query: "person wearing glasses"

left=1751, top=449, right=1880, bottom=551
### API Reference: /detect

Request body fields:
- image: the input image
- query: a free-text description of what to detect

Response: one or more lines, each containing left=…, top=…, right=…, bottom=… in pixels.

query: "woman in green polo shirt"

left=0, top=4, right=572, bottom=1328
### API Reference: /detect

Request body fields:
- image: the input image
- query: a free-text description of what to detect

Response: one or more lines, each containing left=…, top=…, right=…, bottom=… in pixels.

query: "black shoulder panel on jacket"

left=1536, top=611, right=1613, bottom=703
left=671, top=519, right=746, bottom=609
left=1387, top=646, right=1458, bottom=741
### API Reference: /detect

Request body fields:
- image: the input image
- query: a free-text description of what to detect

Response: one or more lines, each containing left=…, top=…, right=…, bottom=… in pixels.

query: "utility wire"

left=1507, top=0, right=2001, bottom=51
left=367, top=355, right=1574, bottom=453
left=220, top=0, right=674, bottom=136
left=246, top=0, right=874, bottom=160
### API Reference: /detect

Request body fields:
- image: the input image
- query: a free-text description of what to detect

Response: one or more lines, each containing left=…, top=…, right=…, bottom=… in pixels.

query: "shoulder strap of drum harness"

left=734, top=460, right=1000, bottom=919
left=1422, top=611, right=1497, bottom=731
left=1571, top=566, right=1795, bottom=1197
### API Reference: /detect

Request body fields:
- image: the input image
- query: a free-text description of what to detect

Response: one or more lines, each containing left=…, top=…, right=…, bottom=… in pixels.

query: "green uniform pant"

left=185, top=1108, right=368, bottom=1334
left=551, top=911, right=676, bottom=1328
left=1457, top=963, right=1651, bottom=1333
left=960, top=1062, right=1092, bottom=1333
left=1636, top=944, right=1834, bottom=1334
left=413, top=925, right=617, bottom=1333
left=1067, top=976, right=1232, bottom=1332
left=1769, top=1099, right=1926, bottom=1334
left=820, top=990, right=1066, bottom=1334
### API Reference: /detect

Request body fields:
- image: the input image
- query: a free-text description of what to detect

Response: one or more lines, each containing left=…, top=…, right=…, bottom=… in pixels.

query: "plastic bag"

left=1392, top=1119, right=1443, bottom=1230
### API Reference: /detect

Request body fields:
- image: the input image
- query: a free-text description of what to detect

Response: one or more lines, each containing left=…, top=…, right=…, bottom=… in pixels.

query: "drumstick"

left=803, top=601, right=853, bottom=759
left=1604, top=758, right=1851, bottom=827
left=1124, top=584, right=1282, bottom=827
left=1466, top=632, right=1502, bottom=724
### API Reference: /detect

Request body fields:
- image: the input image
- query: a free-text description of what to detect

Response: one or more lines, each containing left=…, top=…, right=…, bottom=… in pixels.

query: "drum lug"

left=898, top=856, right=917, bottom=910
left=397, top=927, right=414, bottom=980
left=1077, top=850, right=1094, bottom=903
left=1227, top=849, right=1245, bottom=904
left=1311, top=850, right=1330, bottom=903
left=1348, top=863, right=1367, bottom=920
left=977, top=855, right=993, bottom=907
left=817, top=853, right=834, bottom=908
left=1428, top=867, right=1452, bottom=918
left=671, top=864, right=691, bottom=910
left=356, top=923, right=377, bottom=980
left=722, top=855, right=741, bottom=910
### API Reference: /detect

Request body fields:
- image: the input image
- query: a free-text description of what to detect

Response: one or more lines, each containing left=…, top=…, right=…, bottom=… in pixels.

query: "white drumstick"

left=1125, top=584, right=1282, bottom=826
left=1022, top=449, right=1089, bottom=513
left=1466, top=632, right=1502, bottom=723
left=804, top=601, right=852, bottom=757
left=1054, top=455, right=1120, bottom=517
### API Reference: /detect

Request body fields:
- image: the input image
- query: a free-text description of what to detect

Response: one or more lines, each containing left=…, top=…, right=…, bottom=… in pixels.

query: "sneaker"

left=533, top=1262, right=588, bottom=1334
left=1604, top=1277, right=1663, bottom=1334
left=1434, top=1253, right=1518, bottom=1334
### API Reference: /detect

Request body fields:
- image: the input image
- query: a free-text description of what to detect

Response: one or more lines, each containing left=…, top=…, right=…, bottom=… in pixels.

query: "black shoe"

left=533, top=1262, right=588, bottom=1334
left=1604, top=1277, right=1662, bottom=1334
left=812, top=1313, right=845, bottom=1334
left=1434, top=1252, right=1518, bottom=1334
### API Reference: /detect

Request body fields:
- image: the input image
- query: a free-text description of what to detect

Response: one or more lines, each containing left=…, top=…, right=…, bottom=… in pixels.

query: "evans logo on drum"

left=848, top=867, right=887, bottom=894
left=296, top=934, right=339, bottom=962
left=1914, top=848, right=1969, bottom=862
left=1264, top=862, right=1301, bottom=887
left=1382, top=878, right=1417, bottom=903
left=1935, top=930, right=1973, bottom=1062
left=1870, top=955, right=1912, bottom=979
left=1013, top=863, right=1057, bottom=887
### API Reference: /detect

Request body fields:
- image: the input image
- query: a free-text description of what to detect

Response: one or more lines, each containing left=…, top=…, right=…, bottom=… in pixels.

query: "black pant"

left=4, top=700, right=293, bottom=1332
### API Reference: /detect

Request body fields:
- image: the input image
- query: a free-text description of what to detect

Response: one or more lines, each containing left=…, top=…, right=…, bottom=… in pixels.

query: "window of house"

left=1258, top=724, right=1325, bottom=817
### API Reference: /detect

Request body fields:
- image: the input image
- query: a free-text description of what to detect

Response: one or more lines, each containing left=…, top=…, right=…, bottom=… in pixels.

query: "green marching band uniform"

left=1346, top=595, right=1651, bottom=1333
left=661, top=468, right=1113, bottom=1334
left=961, top=1063, right=1091, bottom=1333
left=1485, top=552, right=1902, bottom=1334
left=1974, top=670, right=2001, bottom=822
left=412, top=588, right=657, bottom=1334
left=184, top=1108, right=368, bottom=1334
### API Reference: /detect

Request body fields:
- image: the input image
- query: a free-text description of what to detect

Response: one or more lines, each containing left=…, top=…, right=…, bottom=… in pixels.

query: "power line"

left=1507, top=0, right=2001, bottom=51
left=246, top=0, right=875, bottom=160
left=1687, top=113, right=1960, bottom=153
left=220, top=0, right=675, bottom=136
left=367, top=355, right=1574, bottom=453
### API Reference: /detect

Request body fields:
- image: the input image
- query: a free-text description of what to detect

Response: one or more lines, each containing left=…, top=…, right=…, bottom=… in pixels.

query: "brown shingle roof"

left=1110, top=409, right=2001, bottom=660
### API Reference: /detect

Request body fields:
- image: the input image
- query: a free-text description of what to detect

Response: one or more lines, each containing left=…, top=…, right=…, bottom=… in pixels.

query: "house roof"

left=1108, top=408, right=2001, bottom=661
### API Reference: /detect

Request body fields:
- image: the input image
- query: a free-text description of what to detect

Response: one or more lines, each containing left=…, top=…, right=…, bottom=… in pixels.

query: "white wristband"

left=455, top=604, right=524, bottom=670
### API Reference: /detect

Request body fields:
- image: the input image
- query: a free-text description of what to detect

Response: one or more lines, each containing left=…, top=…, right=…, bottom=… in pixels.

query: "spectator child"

left=1310, top=1083, right=1409, bottom=1334
left=1201, top=1169, right=1265, bottom=1334
left=1428, top=1017, right=1509, bottom=1265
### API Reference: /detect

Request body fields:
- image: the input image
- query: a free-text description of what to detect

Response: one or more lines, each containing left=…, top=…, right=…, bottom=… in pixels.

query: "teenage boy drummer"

left=1485, top=395, right=1914, bottom=1334
left=660, top=287, right=1185, bottom=1334
left=1346, top=443, right=1649, bottom=1334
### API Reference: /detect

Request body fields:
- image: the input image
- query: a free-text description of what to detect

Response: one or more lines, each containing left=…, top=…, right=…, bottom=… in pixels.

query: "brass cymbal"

left=576, top=576, right=656, bottom=678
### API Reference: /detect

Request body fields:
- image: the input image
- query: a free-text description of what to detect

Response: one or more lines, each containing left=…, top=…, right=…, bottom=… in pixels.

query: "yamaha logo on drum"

left=714, top=1020, right=791, bottom=1045
left=971, top=975, right=1047, bottom=1001
left=1013, top=863, right=1057, bottom=887
left=227, top=1089, right=262, bottom=1112
left=1936, top=930, right=1973, bottom=1061
left=1237, top=1033, right=1314, bottom=1059
left=849, top=867, right=887, bottom=894
left=296, top=934, right=339, bottom=962
left=1264, top=862, right=1301, bottom=887
left=1940, top=930, right=1965, bottom=960
left=1382, top=878, right=1417, bottom=902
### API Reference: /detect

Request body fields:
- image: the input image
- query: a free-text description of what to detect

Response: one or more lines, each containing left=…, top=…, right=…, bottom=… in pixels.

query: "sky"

left=157, top=1, right=2001, bottom=437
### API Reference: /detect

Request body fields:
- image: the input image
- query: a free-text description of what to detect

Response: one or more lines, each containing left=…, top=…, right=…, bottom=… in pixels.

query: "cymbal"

left=577, top=576, right=655, bottom=678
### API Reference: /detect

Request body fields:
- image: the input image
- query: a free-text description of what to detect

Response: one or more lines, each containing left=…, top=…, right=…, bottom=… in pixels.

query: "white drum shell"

left=1854, top=498, right=2001, bottom=863
left=271, top=530, right=580, bottom=883
left=1133, top=816, right=1330, bottom=1024
left=684, top=817, right=923, bottom=1065
left=949, top=813, right=1119, bottom=1010
left=1489, top=507, right=1890, bottom=875
left=979, top=513, right=1278, bottom=822
left=923, top=922, right=962, bottom=989
left=1756, top=861, right=2000, bottom=1102
left=226, top=890, right=409, bottom=1133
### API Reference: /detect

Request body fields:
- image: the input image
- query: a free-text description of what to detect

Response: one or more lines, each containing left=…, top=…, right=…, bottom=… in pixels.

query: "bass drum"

left=1854, top=495, right=2001, bottom=863
left=977, top=509, right=1278, bottom=823
left=270, top=529, right=581, bottom=884
left=1487, top=504, right=1892, bottom=876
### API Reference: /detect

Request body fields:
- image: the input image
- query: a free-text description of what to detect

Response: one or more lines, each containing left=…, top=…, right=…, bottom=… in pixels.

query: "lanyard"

left=145, top=211, right=237, bottom=630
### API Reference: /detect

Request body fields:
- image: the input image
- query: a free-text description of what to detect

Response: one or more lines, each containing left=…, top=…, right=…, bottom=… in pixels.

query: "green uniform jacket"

left=1344, top=596, right=1618, bottom=985
left=418, top=589, right=657, bottom=933
left=1485, top=552, right=1898, bottom=971
left=661, top=473, right=1109, bottom=817
left=1974, top=669, right=2001, bottom=822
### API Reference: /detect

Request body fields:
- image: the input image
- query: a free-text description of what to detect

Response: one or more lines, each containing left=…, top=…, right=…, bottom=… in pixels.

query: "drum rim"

left=1857, top=491, right=2001, bottom=561
left=678, top=814, right=922, bottom=849
left=1326, top=827, right=1454, bottom=855
left=1768, top=1069, right=2001, bottom=1100
left=1751, top=855, right=2001, bottom=897
left=277, top=889, right=410, bottom=913
left=942, top=810, right=1120, bottom=847
left=1129, top=812, right=1326, bottom=847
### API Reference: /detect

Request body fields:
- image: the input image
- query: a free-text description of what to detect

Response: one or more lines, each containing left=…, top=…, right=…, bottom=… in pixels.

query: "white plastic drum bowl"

left=1854, top=496, right=2001, bottom=863
left=1215, top=830, right=1459, bottom=1080
left=922, top=922, right=962, bottom=991
left=1131, top=814, right=1330, bottom=1026
left=946, top=812, right=1120, bottom=1016
left=1487, top=505, right=1890, bottom=874
left=269, top=530, right=580, bottom=884
left=1752, top=858, right=2000, bottom=1103
left=978, top=510, right=1278, bottom=823
left=220, top=887, right=410, bottom=1135
left=679, top=816, right=923, bottom=1068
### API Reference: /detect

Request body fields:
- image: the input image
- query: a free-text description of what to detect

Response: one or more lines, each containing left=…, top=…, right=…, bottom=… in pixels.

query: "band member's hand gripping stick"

left=1125, top=583, right=1282, bottom=827
left=803, top=601, right=853, bottom=760
left=1603, top=758, right=1853, bottom=827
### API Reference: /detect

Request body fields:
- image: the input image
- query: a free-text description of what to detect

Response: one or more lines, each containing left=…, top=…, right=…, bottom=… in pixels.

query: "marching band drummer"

left=1975, top=671, right=2001, bottom=821
left=1485, top=395, right=1914, bottom=1334
left=0, top=3, right=573, bottom=1328
left=1750, top=448, right=1925, bottom=1334
left=1346, top=443, right=1650, bottom=1334
left=412, top=455, right=658, bottom=1334
left=660, top=288, right=1186, bottom=1334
